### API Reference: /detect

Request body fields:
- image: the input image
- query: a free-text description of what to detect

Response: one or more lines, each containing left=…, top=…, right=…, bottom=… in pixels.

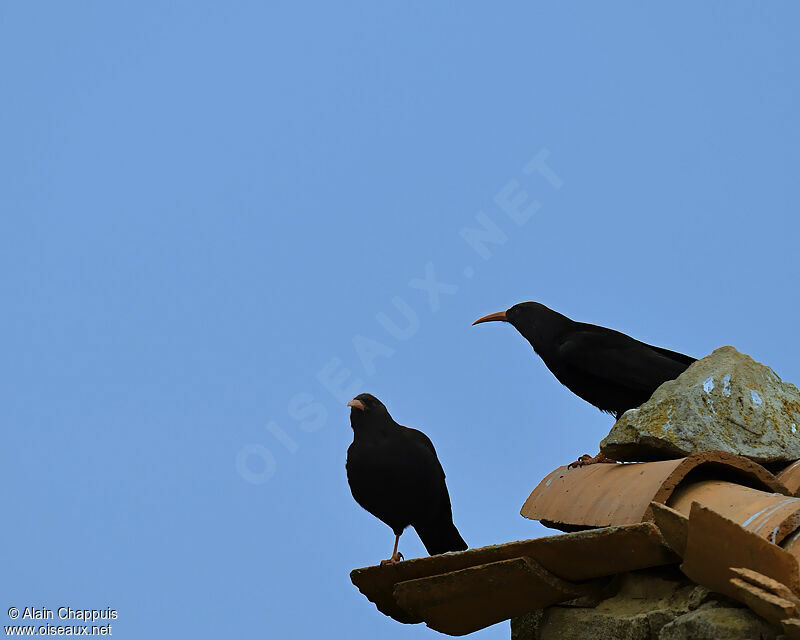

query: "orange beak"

left=347, top=399, right=365, bottom=411
left=472, top=311, right=507, bottom=326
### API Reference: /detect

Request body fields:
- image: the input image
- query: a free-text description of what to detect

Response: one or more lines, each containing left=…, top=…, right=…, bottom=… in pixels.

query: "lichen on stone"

left=601, top=346, right=800, bottom=463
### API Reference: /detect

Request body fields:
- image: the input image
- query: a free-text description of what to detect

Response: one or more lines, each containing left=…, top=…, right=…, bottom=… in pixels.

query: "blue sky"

left=2, top=2, right=799, bottom=639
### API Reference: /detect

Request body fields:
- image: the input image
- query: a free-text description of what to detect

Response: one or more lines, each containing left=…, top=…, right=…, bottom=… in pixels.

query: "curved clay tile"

left=350, top=523, right=675, bottom=628
left=680, top=503, right=800, bottom=605
left=782, top=528, right=800, bottom=562
left=521, top=451, right=788, bottom=530
left=668, top=479, right=800, bottom=544
left=778, top=460, right=800, bottom=496
left=649, top=501, right=688, bottom=556
left=392, top=556, right=589, bottom=636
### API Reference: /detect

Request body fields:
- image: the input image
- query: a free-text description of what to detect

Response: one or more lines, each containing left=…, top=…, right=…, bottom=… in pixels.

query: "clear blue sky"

left=2, top=3, right=798, bottom=639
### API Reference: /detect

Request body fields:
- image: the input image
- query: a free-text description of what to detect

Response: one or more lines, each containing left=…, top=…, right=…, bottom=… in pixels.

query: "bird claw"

left=568, top=453, right=618, bottom=469
left=380, top=551, right=404, bottom=565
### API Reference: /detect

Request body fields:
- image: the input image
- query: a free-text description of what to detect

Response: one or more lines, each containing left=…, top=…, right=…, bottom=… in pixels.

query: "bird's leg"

left=567, top=452, right=618, bottom=469
left=380, top=534, right=404, bottom=565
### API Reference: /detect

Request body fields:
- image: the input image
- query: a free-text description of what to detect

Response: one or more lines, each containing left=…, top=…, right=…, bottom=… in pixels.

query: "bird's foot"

left=380, top=551, right=404, bottom=566
left=568, top=452, right=618, bottom=469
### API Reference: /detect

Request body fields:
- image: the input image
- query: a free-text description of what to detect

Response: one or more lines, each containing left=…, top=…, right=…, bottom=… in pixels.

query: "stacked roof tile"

left=351, top=451, right=800, bottom=636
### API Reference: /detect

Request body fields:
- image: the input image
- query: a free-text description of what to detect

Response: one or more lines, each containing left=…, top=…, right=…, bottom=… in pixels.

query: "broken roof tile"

left=668, top=479, right=800, bottom=544
left=779, top=460, right=800, bottom=495
left=521, top=451, right=787, bottom=531
left=728, top=577, right=797, bottom=626
left=649, top=501, right=689, bottom=556
left=783, top=617, right=800, bottom=639
left=784, top=529, right=800, bottom=563
left=681, top=503, right=800, bottom=599
left=392, top=556, right=592, bottom=636
left=350, top=523, right=676, bottom=632
left=352, top=443, right=800, bottom=635
left=730, top=567, right=800, bottom=609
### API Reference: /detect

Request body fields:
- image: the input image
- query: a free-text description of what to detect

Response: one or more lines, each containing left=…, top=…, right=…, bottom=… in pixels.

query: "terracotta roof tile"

left=521, top=451, right=786, bottom=530
left=649, top=501, right=689, bottom=556
left=782, top=617, right=800, bottom=639
left=783, top=529, right=800, bottom=562
left=731, top=567, right=800, bottom=608
left=350, top=523, right=676, bottom=634
left=728, top=577, right=797, bottom=626
left=680, top=503, right=800, bottom=599
left=779, top=460, right=800, bottom=495
left=392, top=556, right=588, bottom=636
left=352, top=448, right=800, bottom=634
left=668, top=479, right=800, bottom=544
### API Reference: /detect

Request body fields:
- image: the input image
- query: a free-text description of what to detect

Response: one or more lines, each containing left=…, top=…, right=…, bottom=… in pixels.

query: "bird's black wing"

left=401, top=426, right=466, bottom=554
left=643, top=342, right=696, bottom=367
left=558, top=330, right=692, bottom=393
left=402, top=427, right=446, bottom=478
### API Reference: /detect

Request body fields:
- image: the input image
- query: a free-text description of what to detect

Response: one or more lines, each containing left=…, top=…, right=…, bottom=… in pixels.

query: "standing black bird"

left=345, top=393, right=467, bottom=564
left=473, top=302, right=696, bottom=462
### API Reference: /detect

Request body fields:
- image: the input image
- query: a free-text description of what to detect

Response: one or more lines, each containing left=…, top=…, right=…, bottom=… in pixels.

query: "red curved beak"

left=472, top=311, right=507, bottom=326
left=347, top=399, right=365, bottom=411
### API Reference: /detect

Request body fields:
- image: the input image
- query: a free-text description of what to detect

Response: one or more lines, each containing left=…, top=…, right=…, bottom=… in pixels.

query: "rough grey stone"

left=687, top=585, right=715, bottom=610
left=688, top=585, right=741, bottom=611
left=600, top=346, right=800, bottom=463
left=687, top=585, right=723, bottom=610
left=511, top=610, right=544, bottom=640
left=510, top=568, right=721, bottom=640
left=538, top=608, right=651, bottom=640
left=658, top=607, right=780, bottom=640
left=647, top=609, right=678, bottom=636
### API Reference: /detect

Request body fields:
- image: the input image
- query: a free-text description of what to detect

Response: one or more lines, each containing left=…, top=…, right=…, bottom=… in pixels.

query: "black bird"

left=345, top=393, right=467, bottom=564
left=474, top=303, right=695, bottom=462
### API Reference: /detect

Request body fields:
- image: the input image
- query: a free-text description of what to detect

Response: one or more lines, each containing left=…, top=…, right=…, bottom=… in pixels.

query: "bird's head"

left=473, top=302, right=569, bottom=351
left=347, top=393, right=390, bottom=429
left=473, top=301, right=550, bottom=329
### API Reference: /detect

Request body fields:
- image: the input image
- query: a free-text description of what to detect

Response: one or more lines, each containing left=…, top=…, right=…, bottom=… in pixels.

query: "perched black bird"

left=474, top=301, right=696, bottom=421
left=345, top=393, right=467, bottom=564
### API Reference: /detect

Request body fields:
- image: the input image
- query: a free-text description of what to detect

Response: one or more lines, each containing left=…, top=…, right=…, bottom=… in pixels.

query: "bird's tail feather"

left=415, top=520, right=468, bottom=556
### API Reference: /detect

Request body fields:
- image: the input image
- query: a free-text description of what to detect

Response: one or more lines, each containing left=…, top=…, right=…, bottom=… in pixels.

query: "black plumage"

left=345, top=393, right=467, bottom=564
left=474, top=302, right=696, bottom=420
